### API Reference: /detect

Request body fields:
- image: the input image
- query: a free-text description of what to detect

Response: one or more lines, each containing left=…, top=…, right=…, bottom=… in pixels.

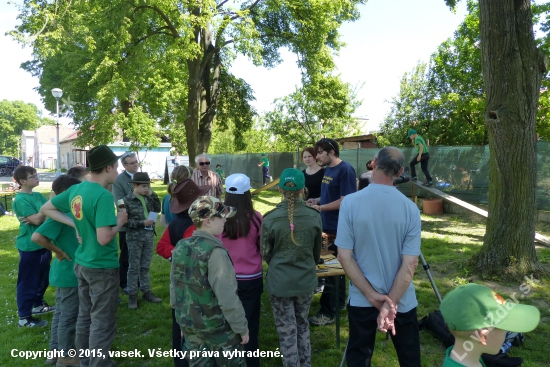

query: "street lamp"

left=51, top=88, right=63, bottom=177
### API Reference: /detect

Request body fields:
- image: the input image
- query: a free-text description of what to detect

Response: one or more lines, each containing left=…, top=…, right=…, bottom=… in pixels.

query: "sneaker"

left=19, top=316, right=48, bottom=327
left=32, top=302, right=55, bottom=315
left=411, top=176, right=418, bottom=181
left=128, top=294, right=138, bottom=309
left=121, top=287, right=129, bottom=295
left=142, top=291, right=162, bottom=303
left=422, top=181, right=433, bottom=187
left=340, top=304, right=347, bottom=311
left=314, top=285, right=325, bottom=294
left=45, top=357, right=57, bottom=365
left=308, top=314, right=335, bottom=326
left=55, top=356, right=80, bottom=367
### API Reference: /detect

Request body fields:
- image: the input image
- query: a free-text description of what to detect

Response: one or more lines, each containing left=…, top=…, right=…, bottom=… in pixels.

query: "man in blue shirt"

left=336, top=146, right=421, bottom=367
left=307, top=138, right=356, bottom=326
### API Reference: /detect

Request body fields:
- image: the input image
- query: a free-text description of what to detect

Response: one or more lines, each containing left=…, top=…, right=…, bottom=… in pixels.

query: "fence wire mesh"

left=209, top=142, right=550, bottom=210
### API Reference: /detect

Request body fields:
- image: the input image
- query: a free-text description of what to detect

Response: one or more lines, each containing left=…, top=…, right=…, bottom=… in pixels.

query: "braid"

left=168, top=165, right=193, bottom=199
left=283, top=182, right=299, bottom=245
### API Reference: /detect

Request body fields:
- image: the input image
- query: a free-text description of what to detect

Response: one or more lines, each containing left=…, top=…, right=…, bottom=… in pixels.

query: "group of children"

left=11, top=144, right=542, bottom=367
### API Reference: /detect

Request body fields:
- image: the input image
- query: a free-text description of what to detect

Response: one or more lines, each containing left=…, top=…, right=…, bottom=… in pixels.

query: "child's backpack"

left=419, top=311, right=524, bottom=367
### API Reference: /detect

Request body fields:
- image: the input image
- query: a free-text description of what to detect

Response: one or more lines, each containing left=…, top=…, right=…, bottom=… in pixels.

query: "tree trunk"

left=185, top=57, right=201, bottom=165
left=476, top=0, right=546, bottom=275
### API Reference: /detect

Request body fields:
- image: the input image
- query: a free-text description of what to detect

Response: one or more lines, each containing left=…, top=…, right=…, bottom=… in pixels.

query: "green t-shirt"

left=12, top=191, right=47, bottom=251
left=35, top=217, right=79, bottom=288
left=414, top=135, right=429, bottom=153
left=51, top=181, right=119, bottom=269
left=261, top=157, right=270, bottom=167
left=442, top=346, right=486, bottom=367
left=215, top=168, right=223, bottom=180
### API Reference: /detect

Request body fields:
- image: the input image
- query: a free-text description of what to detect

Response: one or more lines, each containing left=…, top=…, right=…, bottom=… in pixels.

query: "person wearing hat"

left=257, top=152, right=272, bottom=185
left=406, top=128, right=433, bottom=187
left=261, top=168, right=322, bottom=367
left=41, top=144, right=128, bottom=367
left=113, top=151, right=161, bottom=294
left=122, top=172, right=162, bottom=309
left=156, top=178, right=210, bottom=367
left=221, top=173, right=263, bottom=367
left=440, top=283, right=540, bottom=367
left=171, top=196, right=248, bottom=366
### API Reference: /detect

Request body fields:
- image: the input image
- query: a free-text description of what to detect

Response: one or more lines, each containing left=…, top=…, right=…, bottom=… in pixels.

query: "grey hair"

left=195, top=153, right=211, bottom=164
left=120, top=152, right=136, bottom=165
left=374, top=147, right=404, bottom=178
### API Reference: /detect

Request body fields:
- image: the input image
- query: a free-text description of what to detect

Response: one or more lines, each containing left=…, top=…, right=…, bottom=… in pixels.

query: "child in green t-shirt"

left=407, top=129, right=433, bottom=186
left=12, top=166, right=52, bottom=328
left=32, top=175, right=82, bottom=366
left=215, top=164, right=224, bottom=181
left=440, top=283, right=540, bottom=367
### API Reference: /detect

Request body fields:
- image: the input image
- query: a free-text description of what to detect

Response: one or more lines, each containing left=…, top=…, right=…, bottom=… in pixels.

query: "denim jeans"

left=74, top=264, right=119, bottom=367
left=346, top=306, right=421, bottom=367
left=409, top=153, right=432, bottom=182
left=17, top=248, right=51, bottom=318
left=49, top=287, right=79, bottom=353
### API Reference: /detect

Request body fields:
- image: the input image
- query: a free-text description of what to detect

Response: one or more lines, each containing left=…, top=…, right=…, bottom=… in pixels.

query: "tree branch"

left=217, top=0, right=230, bottom=9
left=133, top=27, right=173, bottom=46
left=130, top=3, right=179, bottom=38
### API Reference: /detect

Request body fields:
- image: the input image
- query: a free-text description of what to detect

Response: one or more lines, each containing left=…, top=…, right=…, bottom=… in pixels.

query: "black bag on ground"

left=419, top=311, right=523, bottom=367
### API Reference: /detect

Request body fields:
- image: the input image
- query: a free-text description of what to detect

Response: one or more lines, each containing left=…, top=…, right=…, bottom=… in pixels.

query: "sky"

left=0, top=0, right=468, bottom=133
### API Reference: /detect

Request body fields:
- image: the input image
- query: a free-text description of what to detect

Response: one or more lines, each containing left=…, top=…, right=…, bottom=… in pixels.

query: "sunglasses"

left=25, top=174, right=38, bottom=179
left=321, top=138, right=336, bottom=152
left=199, top=162, right=211, bottom=166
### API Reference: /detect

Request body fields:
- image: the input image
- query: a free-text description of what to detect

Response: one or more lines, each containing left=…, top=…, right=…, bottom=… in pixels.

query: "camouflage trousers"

left=126, top=230, right=154, bottom=295
left=181, top=326, right=245, bottom=367
left=269, top=293, right=313, bottom=367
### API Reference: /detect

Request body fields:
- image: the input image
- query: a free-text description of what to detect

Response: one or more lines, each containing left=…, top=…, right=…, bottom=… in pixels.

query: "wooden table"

left=317, top=254, right=346, bottom=349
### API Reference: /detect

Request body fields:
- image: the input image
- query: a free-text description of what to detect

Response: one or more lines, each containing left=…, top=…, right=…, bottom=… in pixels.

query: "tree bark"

left=477, top=0, right=546, bottom=275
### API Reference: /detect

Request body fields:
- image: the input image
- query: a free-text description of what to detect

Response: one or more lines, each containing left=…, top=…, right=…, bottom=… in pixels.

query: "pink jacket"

left=221, top=211, right=263, bottom=281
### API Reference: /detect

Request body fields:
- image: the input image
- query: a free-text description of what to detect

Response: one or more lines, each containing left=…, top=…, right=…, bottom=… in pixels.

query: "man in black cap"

left=41, top=145, right=128, bottom=367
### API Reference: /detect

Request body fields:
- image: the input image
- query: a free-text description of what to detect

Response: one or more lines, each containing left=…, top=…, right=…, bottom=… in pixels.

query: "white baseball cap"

left=225, top=173, right=252, bottom=194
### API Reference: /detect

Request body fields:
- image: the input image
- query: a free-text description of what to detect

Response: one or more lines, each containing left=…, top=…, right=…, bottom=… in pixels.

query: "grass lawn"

left=0, top=182, right=549, bottom=366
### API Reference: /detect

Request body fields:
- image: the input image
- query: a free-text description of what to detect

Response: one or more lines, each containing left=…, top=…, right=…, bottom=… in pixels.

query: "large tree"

left=12, top=0, right=364, bottom=163
left=0, top=100, right=53, bottom=157
left=445, top=0, right=547, bottom=275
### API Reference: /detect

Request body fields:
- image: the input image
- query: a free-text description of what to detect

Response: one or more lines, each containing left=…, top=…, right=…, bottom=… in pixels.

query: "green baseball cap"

left=440, top=283, right=540, bottom=332
left=406, top=129, right=417, bottom=138
left=279, top=168, right=305, bottom=191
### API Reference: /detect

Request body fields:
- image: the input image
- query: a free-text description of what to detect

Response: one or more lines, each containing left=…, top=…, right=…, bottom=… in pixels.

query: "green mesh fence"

left=209, top=142, right=550, bottom=210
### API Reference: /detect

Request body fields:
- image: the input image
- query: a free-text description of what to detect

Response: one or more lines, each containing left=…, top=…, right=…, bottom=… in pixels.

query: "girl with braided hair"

left=260, top=168, right=323, bottom=367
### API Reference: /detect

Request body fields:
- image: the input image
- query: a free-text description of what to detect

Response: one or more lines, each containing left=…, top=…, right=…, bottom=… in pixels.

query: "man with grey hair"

left=113, top=152, right=160, bottom=293
left=192, top=153, right=223, bottom=200
left=336, top=146, right=422, bottom=367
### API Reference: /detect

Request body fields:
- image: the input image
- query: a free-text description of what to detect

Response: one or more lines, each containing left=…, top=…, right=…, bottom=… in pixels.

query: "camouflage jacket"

left=171, top=230, right=248, bottom=336
left=261, top=200, right=323, bottom=297
left=123, top=192, right=161, bottom=230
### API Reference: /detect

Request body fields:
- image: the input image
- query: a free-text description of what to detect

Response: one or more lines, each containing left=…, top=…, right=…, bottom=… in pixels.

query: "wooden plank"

left=251, top=178, right=280, bottom=196
left=410, top=180, right=550, bottom=247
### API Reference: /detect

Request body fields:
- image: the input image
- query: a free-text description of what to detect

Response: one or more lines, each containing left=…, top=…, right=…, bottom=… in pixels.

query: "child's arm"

left=31, top=232, right=71, bottom=261
left=260, top=222, right=273, bottom=264
left=24, top=212, right=46, bottom=226
left=208, top=248, right=249, bottom=343
left=41, top=201, right=76, bottom=229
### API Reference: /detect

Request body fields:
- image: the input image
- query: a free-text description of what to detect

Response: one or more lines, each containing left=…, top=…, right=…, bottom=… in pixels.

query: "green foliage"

left=12, top=0, right=366, bottom=160
left=383, top=0, right=550, bottom=146
left=0, top=100, right=51, bottom=156
left=264, top=75, right=362, bottom=148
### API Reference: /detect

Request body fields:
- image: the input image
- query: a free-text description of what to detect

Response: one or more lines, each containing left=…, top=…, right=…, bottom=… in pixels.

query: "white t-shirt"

left=335, top=183, right=421, bottom=312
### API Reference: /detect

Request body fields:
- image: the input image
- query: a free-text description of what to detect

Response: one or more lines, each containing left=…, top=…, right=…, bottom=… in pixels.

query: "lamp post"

left=51, top=88, right=63, bottom=177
